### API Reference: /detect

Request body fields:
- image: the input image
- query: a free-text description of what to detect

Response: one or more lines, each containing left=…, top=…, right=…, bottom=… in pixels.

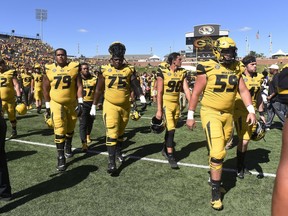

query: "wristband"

left=78, top=97, right=83, bottom=104
left=247, top=105, right=255, bottom=114
left=140, top=95, right=146, bottom=103
left=187, top=110, right=195, bottom=120
left=259, top=111, right=265, bottom=116
left=45, top=102, right=50, bottom=109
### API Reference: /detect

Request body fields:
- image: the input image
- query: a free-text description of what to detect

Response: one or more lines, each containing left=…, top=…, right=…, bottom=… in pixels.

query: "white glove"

left=90, top=104, right=97, bottom=116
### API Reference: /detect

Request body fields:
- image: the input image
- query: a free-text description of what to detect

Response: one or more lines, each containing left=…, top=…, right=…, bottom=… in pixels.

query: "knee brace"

left=106, top=137, right=117, bottom=146
left=209, top=157, right=224, bottom=170
left=55, top=134, right=66, bottom=144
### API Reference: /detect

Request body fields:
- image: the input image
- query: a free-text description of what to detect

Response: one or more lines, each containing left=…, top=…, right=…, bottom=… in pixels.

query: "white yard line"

left=7, top=138, right=276, bottom=178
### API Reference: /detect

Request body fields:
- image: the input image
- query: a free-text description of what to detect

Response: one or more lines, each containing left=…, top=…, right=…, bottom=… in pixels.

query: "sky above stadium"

left=1, top=0, right=286, bottom=59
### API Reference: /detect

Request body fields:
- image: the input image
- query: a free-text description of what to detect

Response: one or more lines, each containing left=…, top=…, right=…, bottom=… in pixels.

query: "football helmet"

left=150, top=116, right=165, bottom=134
left=213, top=37, right=237, bottom=64
left=44, top=112, right=53, bottom=128
left=130, top=110, right=141, bottom=121
left=251, top=121, right=266, bottom=141
left=15, top=103, right=27, bottom=115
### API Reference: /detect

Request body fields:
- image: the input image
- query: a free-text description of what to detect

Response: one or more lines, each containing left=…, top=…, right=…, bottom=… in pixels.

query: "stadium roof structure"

left=272, top=49, right=287, bottom=56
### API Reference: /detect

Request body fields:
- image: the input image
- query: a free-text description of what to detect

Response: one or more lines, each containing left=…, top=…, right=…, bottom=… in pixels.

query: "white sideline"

left=7, top=138, right=276, bottom=178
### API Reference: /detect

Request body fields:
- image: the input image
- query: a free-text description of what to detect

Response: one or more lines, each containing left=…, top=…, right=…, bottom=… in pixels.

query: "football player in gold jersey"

left=186, top=37, right=256, bottom=210
left=0, top=59, right=22, bottom=138
left=79, top=63, right=97, bottom=151
left=20, top=67, right=33, bottom=110
left=31, top=64, right=43, bottom=114
left=272, top=64, right=288, bottom=216
left=233, top=55, right=265, bottom=179
left=90, top=42, right=146, bottom=175
left=155, top=52, right=190, bottom=169
left=43, top=48, right=83, bottom=171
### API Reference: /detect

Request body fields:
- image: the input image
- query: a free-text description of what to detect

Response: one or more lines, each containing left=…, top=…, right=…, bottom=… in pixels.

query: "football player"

left=155, top=52, right=191, bottom=169
left=233, top=55, right=265, bottom=179
left=272, top=63, right=288, bottom=216
left=79, top=63, right=97, bottom=151
left=186, top=37, right=256, bottom=210
left=43, top=48, right=83, bottom=171
left=89, top=42, right=146, bottom=175
left=0, top=58, right=22, bottom=138
left=31, top=63, right=43, bottom=114
left=20, top=67, right=33, bottom=110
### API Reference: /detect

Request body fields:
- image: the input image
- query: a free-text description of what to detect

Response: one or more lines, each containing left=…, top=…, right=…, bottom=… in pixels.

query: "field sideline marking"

left=7, top=138, right=276, bottom=178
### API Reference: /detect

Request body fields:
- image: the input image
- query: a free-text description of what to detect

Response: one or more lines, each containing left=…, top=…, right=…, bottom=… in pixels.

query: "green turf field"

left=0, top=103, right=282, bottom=216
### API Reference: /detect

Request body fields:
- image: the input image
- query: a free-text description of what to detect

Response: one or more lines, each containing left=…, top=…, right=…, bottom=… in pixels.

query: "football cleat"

left=211, top=187, right=223, bottom=210
left=82, top=143, right=88, bottom=152
left=15, top=103, right=27, bottom=115
left=161, top=148, right=179, bottom=169
left=57, top=156, right=66, bottom=172
left=151, top=116, right=165, bottom=134
left=64, top=145, right=73, bottom=158
left=86, top=135, right=92, bottom=144
left=9, top=130, right=17, bottom=139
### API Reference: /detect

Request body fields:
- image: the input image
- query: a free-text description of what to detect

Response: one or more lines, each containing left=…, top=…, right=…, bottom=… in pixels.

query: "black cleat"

left=162, top=148, right=179, bottom=169
left=211, top=187, right=223, bottom=210
left=116, top=148, right=124, bottom=163
left=10, top=130, right=17, bottom=139
left=57, top=156, right=66, bottom=171
left=65, top=145, right=73, bottom=158
left=107, top=162, right=117, bottom=175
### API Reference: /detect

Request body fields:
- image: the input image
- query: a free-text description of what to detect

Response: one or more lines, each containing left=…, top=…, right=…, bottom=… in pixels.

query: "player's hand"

left=75, top=103, right=83, bottom=117
left=186, top=119, right=196, bottom=131
left=16, top=96, right=22, bottom=105
left=246, top=113, right=257, bottom=126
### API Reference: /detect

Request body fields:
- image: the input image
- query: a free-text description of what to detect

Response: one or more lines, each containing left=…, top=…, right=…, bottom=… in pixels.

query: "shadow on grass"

left=6, top=150, right=37, bottom=162
left=176, top=140, right=207, bottom=161
left=0, top=165, right=98, bottom=213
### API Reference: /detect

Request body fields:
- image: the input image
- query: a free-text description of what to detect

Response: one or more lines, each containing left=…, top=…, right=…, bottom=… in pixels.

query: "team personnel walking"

left=186, top=37, right=256, bottom=210
left=0, top=59, right=22, bottom=138
left=79, top=63, right=97, bottom=151
left=154, top=52, right=191, bottom=169
left=90, top=42, right=146, bottom=175
left=233, top=55, right=265, bottom=179
left=43, top=48, right=83, bottom=171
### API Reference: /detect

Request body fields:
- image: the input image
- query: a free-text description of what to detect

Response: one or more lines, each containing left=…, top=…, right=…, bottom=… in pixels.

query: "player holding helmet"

left=186, top=37, right=256, bottom=210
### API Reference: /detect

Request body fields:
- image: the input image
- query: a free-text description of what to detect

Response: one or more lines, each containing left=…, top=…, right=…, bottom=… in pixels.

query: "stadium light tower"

left=35, top=9, right=47, bottom=40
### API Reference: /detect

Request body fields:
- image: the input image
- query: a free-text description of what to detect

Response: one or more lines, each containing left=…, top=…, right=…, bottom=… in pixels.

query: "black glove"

left=75, top=103, right=83, bottom=117
left=45, top=108, right=51, bottom=118
left=16, top=96, right=22, bottom=105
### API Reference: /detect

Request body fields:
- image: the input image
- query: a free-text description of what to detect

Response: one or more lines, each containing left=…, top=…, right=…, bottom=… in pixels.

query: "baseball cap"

left=268, top=64, right=279, bottom=70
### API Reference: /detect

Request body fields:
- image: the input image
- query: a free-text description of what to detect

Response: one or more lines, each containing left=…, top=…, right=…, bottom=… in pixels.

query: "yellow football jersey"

left=33, top=73, right=43, bottom=90
left=21, top=73, right=33, bottom=87
left=0, top=69, right=17, bottom=101
left=235, top=72, right=264, bottom=111
left=82, top=76, right=97, bottom=102
left=45, top=62, right=79, bottom=104
left=157, top=62, right=187, bottom=103
left=101, top=64, right=134, bottom=106
left=198, top=59, right=244, bottom=113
